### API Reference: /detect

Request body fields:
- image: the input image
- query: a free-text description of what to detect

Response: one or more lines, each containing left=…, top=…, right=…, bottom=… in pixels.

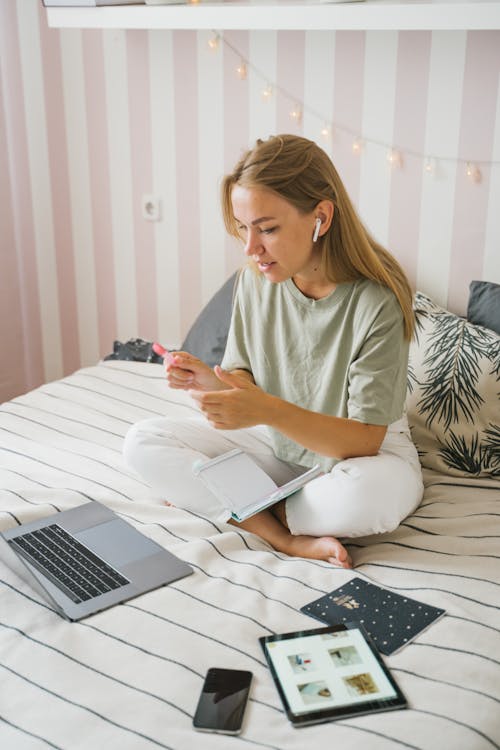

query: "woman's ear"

left=314, top=200, right=335, bottom=236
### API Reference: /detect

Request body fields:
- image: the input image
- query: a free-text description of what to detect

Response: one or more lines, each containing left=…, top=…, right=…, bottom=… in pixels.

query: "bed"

left=1, top=285, right=499, bottom=750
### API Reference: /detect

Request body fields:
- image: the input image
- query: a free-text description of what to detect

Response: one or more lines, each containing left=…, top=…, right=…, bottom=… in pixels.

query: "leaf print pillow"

left=406, top=293, right=500, bottom=479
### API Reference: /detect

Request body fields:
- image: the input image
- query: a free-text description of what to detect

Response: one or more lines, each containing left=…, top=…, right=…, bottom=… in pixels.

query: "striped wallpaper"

left=1, top=0, right=500, bottom=402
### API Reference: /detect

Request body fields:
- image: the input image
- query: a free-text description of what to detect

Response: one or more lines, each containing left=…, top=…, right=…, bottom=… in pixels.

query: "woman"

left=124, top=135, right=423, bottom=568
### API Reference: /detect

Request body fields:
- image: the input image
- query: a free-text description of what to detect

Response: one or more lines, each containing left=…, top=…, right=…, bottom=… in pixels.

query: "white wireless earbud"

left=313, top=217, right=322, bottom=242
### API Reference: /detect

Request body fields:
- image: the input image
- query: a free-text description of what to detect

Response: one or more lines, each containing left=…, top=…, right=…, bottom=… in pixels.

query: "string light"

left=261, top=83, right=273, bottom=101
left=466, top=162, right=482, bottom=183
left=210, top=31, right=496, bottom=184
left=208, top=33, right=220, bottom=51
left=387, top=148, right=403, bottom=168
left=289, top=104, right=303, bottom=124
left=352, top=137, right=364, bottom=155
left=424, top=157, right=437, bottom=177
left=236, top=60, right=247, bottom=80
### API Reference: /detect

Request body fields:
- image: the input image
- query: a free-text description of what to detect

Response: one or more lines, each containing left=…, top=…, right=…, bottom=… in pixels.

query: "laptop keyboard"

left=9, top=524, right=129, bottom=604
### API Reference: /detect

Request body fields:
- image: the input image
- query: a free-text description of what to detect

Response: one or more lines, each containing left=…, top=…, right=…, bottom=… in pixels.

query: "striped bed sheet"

left=0, top=360, right=498, bottom=750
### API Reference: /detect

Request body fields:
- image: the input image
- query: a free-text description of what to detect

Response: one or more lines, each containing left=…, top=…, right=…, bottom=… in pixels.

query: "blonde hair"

left=221, top=134, right=415, bottom=340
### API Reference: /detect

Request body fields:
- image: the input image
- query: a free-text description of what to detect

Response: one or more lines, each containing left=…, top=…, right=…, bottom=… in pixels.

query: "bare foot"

left=282, top=534, right=352, bottom=568
left=235, top=506, right=352, bottom=568
left=270, top=501, right=352, bottom=568
left=163, top=500, right=175, bottom=507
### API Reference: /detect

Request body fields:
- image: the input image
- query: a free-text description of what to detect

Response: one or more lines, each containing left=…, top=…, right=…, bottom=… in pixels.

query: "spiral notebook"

left=301, top=577, right=445, bottom=655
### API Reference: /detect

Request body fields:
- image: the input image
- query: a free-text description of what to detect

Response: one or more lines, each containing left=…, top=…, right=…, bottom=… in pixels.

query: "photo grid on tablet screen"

left=264, top=629, right=398, bottom=716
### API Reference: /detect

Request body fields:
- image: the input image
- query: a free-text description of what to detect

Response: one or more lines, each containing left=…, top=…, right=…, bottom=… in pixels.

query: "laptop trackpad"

left=76, top=520, right=157, bottom=567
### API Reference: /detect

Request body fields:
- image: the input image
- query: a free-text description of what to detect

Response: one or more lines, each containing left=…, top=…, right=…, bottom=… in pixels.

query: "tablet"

left=259, top=623, right=407, bottom=727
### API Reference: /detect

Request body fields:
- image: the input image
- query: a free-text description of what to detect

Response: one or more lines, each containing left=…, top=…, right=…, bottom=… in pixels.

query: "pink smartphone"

left=152, top=342, right=175, bottom=366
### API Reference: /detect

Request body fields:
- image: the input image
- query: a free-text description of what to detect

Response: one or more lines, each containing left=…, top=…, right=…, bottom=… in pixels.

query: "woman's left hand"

left=189, top=366, right=271, bottom=429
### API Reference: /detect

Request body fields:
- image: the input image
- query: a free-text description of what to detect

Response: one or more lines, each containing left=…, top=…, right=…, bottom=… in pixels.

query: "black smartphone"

left=192, top=667, right=253, bottom=734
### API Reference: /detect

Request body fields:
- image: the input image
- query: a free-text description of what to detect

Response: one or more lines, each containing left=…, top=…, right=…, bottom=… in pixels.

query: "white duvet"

left=1, top=361, right=498, bottom=750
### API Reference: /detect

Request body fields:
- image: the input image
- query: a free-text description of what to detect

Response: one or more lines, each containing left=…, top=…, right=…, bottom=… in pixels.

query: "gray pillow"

left=180, top=272, right=238, bottom=368
left=467, top=280, right=500, bottom=335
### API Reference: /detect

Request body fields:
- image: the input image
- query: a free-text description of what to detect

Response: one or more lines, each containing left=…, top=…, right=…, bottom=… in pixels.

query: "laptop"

left=0, top=500, right=193, bottom=621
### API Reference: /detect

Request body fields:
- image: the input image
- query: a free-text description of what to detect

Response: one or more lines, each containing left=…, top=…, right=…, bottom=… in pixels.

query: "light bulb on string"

left=208, top=33, right=220, bottom=51
left=424, top=157, right=437, bottom=177
left=387, top=148, right=403, bottom=168
left=289, top=104, right=303, bottom=124
left=320, top=124, right=331, bottom=140
left=262, top=84, right=273, bottom=101
left=352, top=137, right=364, bottom=155
left=466, top=162, right=482, bottom=184
left=236, top=60, right=247, bottom=80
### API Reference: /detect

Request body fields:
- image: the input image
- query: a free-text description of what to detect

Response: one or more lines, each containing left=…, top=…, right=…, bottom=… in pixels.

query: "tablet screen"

left=260, top=623, right=406, bottom=726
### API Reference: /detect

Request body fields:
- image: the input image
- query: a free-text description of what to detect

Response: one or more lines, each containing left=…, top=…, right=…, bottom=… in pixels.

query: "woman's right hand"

left=165, top=352, right=226, bottom=392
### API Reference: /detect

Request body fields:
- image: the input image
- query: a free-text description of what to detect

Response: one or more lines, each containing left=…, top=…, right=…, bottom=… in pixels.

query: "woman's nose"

left=243, top=230, right=263, bottom=257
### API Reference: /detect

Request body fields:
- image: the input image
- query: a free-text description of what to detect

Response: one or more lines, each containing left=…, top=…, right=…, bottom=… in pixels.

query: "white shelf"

left=46, top=1, right=500, bottom=31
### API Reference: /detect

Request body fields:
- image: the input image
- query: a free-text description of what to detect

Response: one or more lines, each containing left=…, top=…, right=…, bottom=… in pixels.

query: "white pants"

left=123, top=414, right=423, bottom=539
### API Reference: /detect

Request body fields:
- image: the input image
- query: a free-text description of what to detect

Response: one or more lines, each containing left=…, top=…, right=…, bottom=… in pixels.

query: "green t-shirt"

left=221, top=269, right=409, bottom=472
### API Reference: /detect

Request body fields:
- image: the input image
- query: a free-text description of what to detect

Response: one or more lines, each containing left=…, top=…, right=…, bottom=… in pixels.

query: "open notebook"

left=193, top=449, right=323, bottom=522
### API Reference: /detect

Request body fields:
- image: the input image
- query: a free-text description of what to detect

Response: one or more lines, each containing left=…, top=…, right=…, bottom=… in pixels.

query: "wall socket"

left=141, top=195, right=161, bottom=221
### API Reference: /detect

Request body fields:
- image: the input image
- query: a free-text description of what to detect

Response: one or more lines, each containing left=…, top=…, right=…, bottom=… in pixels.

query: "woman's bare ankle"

left=270, top=499, right=288, bottom=528
left=230, top=510, right=352, bottom=568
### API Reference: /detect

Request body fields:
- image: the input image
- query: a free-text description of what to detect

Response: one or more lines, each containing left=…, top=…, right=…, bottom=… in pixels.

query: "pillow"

left=467, top=280, right=500, bottom=335
left=180, top=272, right=238, bottom=368
left=406, top=292, right=500, bottom=479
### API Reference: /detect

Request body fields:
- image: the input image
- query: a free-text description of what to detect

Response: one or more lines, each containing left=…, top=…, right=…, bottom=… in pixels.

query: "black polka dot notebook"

left=300, top=577, right=445, bottom=655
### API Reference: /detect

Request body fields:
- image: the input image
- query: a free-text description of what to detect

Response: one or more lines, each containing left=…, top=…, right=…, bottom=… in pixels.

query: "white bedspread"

left=1, top=361, right=499, bottom=750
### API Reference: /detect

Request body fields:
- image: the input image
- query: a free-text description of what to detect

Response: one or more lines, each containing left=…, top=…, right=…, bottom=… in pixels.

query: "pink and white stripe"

left=484, top=72, right=500, bottom=283
left=17, top=1, right=64, bottom=384
left=388, top=31, right=432, bottom=291
left=173, top=30, right=202, bottom=337
left=38, top=1, right=80, bottom=378
left=416, top=31, right=467, bottom=310
left=60, top=28, right=100, bottom=368
left=448, top=31, right=500, bottom=313
left=82, top=28, right=118, bottom=357
left=223, top=31, right=250, bottom=278
left=2, top=0, right=500, bottom=403
left=149, top=29, right=181, bottom=349
left=197, top=30, right=225, bottom=301
left=332, top=32, right=365, bottom=204
left=127, top=30, right=157, bottom=341
left=303, top=31, right=336, bottom=146
left=276, top=31, right=305, bottom=136
left=1, top=1, right=44, bottom=399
